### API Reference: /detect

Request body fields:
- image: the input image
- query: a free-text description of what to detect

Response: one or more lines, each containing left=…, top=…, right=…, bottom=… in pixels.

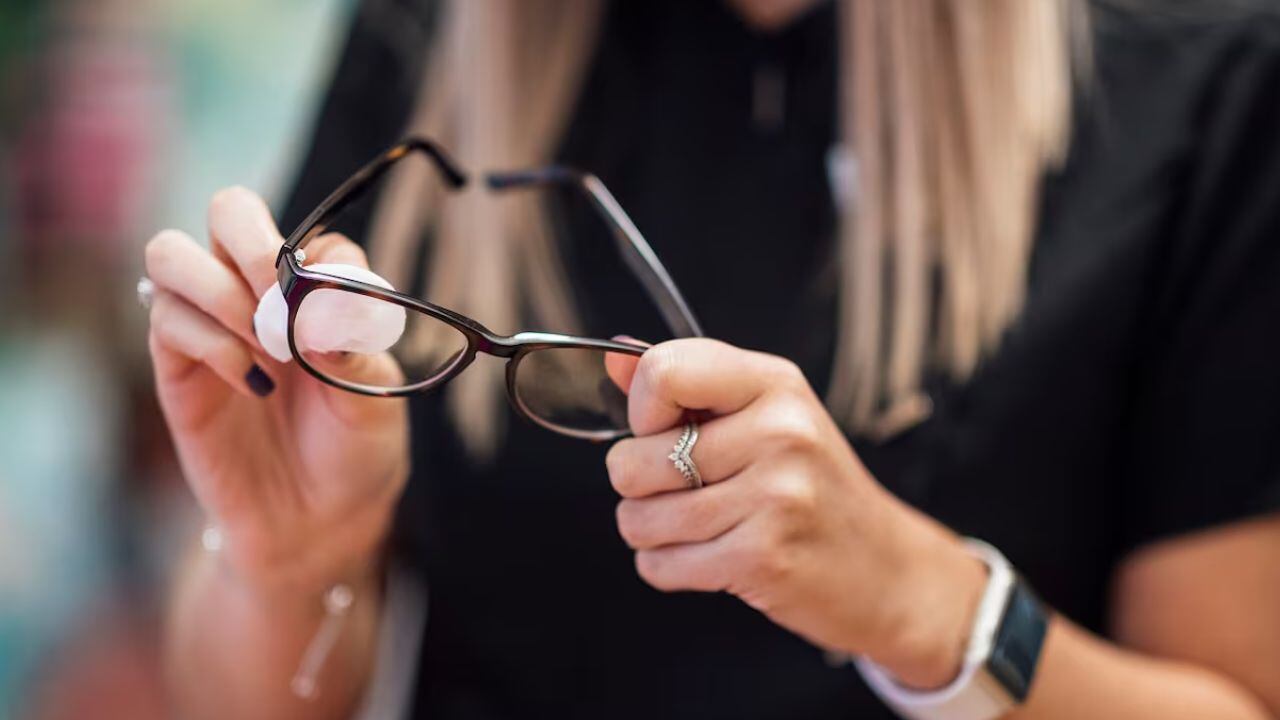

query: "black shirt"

left=283, top=2, right=1280, bottom=717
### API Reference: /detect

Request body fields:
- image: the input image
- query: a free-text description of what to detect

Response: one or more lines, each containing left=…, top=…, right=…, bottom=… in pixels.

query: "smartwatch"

left=855, top=539, right=1048, bottom=720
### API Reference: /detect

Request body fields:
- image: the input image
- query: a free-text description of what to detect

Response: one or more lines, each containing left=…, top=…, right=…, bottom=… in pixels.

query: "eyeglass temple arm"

left=486, top=167, right=705, bottom=339
left=278, top=138, right=468, bottom=265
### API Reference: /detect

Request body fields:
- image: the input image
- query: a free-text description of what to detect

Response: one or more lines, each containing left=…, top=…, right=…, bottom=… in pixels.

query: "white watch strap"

left=855, top=539, right=1018, bottom=720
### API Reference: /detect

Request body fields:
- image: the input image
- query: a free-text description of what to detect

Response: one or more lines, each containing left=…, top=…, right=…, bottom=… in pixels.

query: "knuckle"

left=148, top=292, right=174, bottom=327
left=635, top=551, right=675, bottom=592
left=768, top=356, right=807, bottom=389
left=615, top=500, right=644, bottom=547
left=208, top=185, right=255, bottom=216
left=681, top=493, right=717, bottom=532
left=240, top=237, right=279, bottom=270
left=764, top=473, right=817, bottom=516
left=605, top=441, right=636, bottom=495
left=208, top=335, right=244, bottom=368
left=759, top=398, right=822, bottom=452
left=639, top=343, right=681, bottom=396
left=338, top=245, right=369, bottom=269
left=333, top=234, right=368, bottom=261
left=144, top=229, right=185, bottom=276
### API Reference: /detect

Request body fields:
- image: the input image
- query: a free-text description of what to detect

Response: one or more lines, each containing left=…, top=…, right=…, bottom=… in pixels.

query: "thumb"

left=605, top=335, right=650, bottom=395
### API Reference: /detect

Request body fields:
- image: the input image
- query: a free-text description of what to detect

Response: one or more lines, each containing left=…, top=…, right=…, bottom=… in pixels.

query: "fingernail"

left=245, top=364, right=275, bottom=397
left=612, top=334, right=652, bottom=348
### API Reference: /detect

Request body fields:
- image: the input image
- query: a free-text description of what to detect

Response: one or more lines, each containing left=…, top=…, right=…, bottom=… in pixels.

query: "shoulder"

left=1091, top=0, right=1280, bottom=48
left=1033, top=3, right=1280, bottom=336
left=1094, top=5, right=1280, bottom=337
left=1089, top=1, right=1280, bottom=95
left=1070, top=1, right=1280, bottom=186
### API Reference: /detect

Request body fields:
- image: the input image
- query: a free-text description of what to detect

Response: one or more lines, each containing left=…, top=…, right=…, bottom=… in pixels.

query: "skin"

left=725, top=0, right=823, bottom=29
left=149, top=188, right=403, bottom=720
left=153, top=186, right=1280, bottom=720
left=150, top=5, right=1278, bottom=717
left=601, top=342, right=1280, bottom=719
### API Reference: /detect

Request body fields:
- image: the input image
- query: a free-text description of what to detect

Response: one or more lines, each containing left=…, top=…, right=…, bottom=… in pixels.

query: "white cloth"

left=254, top=263, right=407, bottom=362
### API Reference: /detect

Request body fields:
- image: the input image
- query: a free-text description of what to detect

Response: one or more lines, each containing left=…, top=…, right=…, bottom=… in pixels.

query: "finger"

left=144, top=229, right=261, bottom=350
left=293, top=349, right=407, bottom=432
left=604, top=335, right=648, bottom=393
left=615, top=479, right=749, bottom=550
left=206, top=186, right=286, bottom=297
left=149, top=328, right=249, bottom=437
left=634, top=532, right=735, bottom=593
left=302, top=349, right=405, bottom=390
left=605, top=351, right=639, bottom=394
left=627, top=338, right=798, bottom=436
left=292, top=233, right=397, bottom=387
left=606, top=412, right=751, bottom=497
left=149, top=290, right=275, bottom=399
left=305, top=232, right=370, bottom=269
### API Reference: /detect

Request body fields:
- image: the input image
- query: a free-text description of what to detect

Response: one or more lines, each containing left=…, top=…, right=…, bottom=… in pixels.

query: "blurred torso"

left=279, top=2, right=1280, bottom=717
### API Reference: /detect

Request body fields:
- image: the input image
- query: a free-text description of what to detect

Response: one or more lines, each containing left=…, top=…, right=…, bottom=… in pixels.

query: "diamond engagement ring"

left=668, top=421, right=703, bottom=489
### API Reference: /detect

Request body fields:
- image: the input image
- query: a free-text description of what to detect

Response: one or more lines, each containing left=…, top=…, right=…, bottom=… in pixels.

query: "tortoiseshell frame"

left=274, top=137, right=704, bottom=441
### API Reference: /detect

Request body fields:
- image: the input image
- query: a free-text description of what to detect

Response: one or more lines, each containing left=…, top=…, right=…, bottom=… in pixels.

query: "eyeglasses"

left=274, top=137, right=703, bottom=441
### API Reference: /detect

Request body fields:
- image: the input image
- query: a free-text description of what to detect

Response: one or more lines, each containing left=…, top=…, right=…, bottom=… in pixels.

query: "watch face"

left=988, top=580, right=1048, bottom=702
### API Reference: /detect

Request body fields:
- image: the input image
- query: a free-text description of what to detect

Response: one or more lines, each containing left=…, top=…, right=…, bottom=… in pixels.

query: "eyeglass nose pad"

left=503, top=350, right=525, bottom=410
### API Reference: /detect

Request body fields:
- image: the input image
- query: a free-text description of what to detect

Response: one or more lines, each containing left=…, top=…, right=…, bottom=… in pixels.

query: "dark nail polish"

left=245, top=364, right=275, bottom=397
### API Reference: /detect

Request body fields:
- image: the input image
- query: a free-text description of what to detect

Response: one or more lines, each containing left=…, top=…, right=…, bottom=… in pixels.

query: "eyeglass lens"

left=294, top=288, right=469, bottom=391
left=513, top=346, right=631, bottom=436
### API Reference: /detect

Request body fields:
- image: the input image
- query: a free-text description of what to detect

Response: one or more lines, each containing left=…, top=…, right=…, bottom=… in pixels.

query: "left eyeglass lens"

left=294, top=288, right=469, bottom=391
left=512, top=346, right=634, bottom=438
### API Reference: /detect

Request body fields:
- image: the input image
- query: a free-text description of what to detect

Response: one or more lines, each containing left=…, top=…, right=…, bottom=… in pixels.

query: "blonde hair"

left=368, top=0, right=1086, bottom=456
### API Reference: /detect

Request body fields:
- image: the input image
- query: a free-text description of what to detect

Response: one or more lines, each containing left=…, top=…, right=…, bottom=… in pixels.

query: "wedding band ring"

left=668, top=421, right=703, bottom=489
left=136, top=276, right=155, bottom=310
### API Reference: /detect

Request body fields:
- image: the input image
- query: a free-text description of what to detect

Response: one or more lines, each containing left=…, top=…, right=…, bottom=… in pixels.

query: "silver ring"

left=668, top=421, right=703, bottom=489
left=136, top=276, right=155, bottom=310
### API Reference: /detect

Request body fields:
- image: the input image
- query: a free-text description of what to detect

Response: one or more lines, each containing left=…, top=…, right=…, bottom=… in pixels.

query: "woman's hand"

left=144, top=186, right=408, bottom=598
left=604, top=338, right=987, bottom=689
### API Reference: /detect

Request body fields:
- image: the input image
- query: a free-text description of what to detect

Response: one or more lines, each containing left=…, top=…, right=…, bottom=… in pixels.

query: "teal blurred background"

left=0, top=1, right=354, bottom=716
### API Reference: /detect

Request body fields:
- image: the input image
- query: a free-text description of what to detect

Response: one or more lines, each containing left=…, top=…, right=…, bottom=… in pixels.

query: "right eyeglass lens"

left=513, top=346, right=633, bottom=439
left=293, top=287, right=469, bottom=391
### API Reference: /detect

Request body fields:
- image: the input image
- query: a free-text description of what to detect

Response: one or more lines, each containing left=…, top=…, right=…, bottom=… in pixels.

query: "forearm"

left=1009, top=615, right=1272, bottom=720
left=870, top=510, right=1274, bottom=720
left=165, top=547, right=382, bottom=720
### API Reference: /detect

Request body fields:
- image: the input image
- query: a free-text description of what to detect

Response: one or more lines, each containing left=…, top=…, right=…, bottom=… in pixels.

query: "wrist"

left=212, top=504, right=392, bottom=605
left=868, top=514, right=988, bottom=689
left=177, top=531, right=386, bottom=707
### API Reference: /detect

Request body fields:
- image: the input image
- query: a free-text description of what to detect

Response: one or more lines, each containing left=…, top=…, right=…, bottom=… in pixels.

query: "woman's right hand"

left=144, top=186, right=408, bottom=598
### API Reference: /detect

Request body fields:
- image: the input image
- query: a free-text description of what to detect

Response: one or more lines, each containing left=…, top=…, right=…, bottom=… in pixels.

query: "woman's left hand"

left=605, top=338, right=988, bottom=689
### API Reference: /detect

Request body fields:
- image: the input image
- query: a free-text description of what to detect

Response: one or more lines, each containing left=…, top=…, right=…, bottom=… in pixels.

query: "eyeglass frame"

left=272, top=136, right=704, bottom=441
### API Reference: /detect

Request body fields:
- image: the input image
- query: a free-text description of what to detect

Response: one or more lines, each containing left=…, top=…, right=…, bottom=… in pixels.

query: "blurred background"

left=0, top=0, right=354, bottom=716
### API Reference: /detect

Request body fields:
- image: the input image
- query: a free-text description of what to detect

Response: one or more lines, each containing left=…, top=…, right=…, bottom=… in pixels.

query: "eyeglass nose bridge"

left=471, top=334, right=521, bottom=360
left=471, top=331, right=580, bottom=360
left=473, top=330, right=632, bottom=362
